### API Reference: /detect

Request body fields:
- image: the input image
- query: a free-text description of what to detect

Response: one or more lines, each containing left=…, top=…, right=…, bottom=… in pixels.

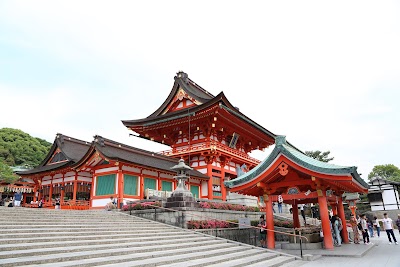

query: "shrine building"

left=17, top=71, right=369, bottom=220
left=224, top=135, right=369, bottom=249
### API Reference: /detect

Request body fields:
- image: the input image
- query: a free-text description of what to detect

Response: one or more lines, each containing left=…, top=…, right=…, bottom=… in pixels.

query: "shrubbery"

left=199, top=201, right=260, bottom=212
left=121, top=202, right=160, bottom=211
left=187, top=220, right=234, bottom=229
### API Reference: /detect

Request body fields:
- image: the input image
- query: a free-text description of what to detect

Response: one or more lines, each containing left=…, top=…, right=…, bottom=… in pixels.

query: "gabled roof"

left=146, top=71, right=215, bottom=118
left=122, top=72, right=278, bottom=146
left=17, top=134, right=91, bottom=175
left=225, top=135, right=369, bottom=191
left=73, top=135, right=209, bottom=179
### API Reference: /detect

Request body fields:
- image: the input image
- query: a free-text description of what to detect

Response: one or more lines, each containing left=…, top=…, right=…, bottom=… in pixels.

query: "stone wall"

left=125, top=207, right=266, bottom=228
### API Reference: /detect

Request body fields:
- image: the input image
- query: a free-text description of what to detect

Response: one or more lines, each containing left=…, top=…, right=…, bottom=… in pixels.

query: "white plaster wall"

left=64, top=177, right=75, bottom=182
left=201, top=181, right=208, bottom=196
left=122, top=166, right=140, bottom=173
left=42, top=180, right=51, bottom=185
left=95, top=167, right=118, bottom=174
left=92, top=198, right=111, bottom=207
left=77, top=177, right=92, bottom=182
left=143, top=170, right=157, bottom=177
left=53, top=178, right=63, bottom=184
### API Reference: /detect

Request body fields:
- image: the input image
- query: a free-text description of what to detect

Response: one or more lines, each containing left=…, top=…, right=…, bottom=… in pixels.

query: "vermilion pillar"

left=72, top=180, right=77, bottom=201
left=292, top=202, right=301, bottom=228
left=264, top=194, right=275, bottom=249
left=220, top=167, right=226, bottom=201
left=207, top=163, right=213, bottom=200
left=337, top=196, right=349, bottom=243
left=117, top=167, right=124, bottom=208
left=49, top=185, right=53, bottom=203
left=331, top=203, right=338, bottom=215
left=318, top=191, right=334, bottom=249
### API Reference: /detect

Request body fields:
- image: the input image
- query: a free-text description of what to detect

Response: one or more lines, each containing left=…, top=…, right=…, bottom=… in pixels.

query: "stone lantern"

left=165, top=159, right=198, bottom=208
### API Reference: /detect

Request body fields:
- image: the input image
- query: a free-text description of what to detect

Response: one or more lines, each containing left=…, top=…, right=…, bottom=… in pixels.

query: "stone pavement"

left=279, top=230, right=400, bottom=267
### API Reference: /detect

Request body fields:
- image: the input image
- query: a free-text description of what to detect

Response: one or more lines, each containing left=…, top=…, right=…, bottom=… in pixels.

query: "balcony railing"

left=158, top=142, right=261, bottom=165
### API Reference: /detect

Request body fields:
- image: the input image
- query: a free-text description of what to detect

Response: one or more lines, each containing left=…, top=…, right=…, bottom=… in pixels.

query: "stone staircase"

left=0, top=206, right=304, bottom=267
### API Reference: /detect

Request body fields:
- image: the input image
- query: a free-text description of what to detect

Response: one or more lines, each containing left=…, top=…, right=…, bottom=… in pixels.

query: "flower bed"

left=187, top=220, right=234, bottom=229
left=121, top=202, right=160, bottom=211
left=199, top=201, right=260, bottom=212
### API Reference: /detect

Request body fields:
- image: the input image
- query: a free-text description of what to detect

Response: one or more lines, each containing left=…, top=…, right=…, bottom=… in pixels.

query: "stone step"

left=0, top=228, right=184, bottom=238
left=244, top=255, right=296, bottom=267
left=158, top=248, right=277, bottom=267
left=1, top=232, right=202, bottom=244
left=0, top=223, right=157, bottom=229
left=0, top=234, right=213, bottom=252
left=0, top=226, right=171, bottom=233
left=0, top=238, right=223, bottom=259
left=1, top=241, right=239, bottom=267
left=17, top=244, right=246, bottom=267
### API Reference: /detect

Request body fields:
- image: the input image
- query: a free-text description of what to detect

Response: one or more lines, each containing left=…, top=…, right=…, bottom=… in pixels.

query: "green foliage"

left=304, top=150, right=334, bottom=163
left=368, top=164, right=400, bottom=182
left=0, top=159, right=18, bottom=183
left=0, top=128, right=52, bottom=168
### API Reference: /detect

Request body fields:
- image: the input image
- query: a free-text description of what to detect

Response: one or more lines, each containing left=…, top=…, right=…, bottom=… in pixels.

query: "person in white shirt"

left=360, top=214, right=370, bottom=244
left=382, top=213, right=398, bottom=245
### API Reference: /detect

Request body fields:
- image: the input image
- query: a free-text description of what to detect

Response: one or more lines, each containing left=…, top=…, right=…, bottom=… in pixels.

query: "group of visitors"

left=350, top=213, right=400, bottom=245
left=0, top=190, right=23, bottom=207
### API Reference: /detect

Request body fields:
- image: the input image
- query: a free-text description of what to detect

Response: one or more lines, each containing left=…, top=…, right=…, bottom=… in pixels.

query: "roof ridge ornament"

left=176, top=71, right=189, bottom=83
left=275, top=135, right=287, bottom=146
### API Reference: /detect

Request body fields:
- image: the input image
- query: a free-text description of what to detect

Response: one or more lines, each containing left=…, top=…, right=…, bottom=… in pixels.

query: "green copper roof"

left=224, top=135, right=369, bottom=190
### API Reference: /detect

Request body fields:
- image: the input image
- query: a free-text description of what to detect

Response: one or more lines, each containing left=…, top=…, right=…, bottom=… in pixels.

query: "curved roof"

left=225, top=135, right=369, bottom=191
left=17, top=134, right=90, bottom=175
left=73, top=135, right=209, bottom=179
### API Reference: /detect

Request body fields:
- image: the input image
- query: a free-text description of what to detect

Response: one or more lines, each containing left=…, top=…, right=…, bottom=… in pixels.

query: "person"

left=382, top=213, right=398, bottom=245
left=395, top=214, right=400, bottom=235
left=105, top=197, right=116, bottom=211
left=367, top=218, right=374, bottom=237
left=373, top=216, right=380, bottom=237
left=258, top=215, right=267, bottom=248
left=299, top=204, right=306, bottom=225
left=277, top=195, right=283, bottom=213
left=272, top=202, right=276, bottom=213
left=14, top=190, right=22, bottom=207
left=55, top=196, right=61, bottom=209
left=350, top=215, right=360, bottom=244
left=38, top=198, right=43, bottom=208
left=360, top=214, right=370, bottom=245
left=332, top=215, right=342, bottom=246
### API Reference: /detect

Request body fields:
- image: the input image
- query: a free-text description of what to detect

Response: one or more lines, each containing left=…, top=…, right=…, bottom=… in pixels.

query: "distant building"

left=368, top=177, right=400, bottom=211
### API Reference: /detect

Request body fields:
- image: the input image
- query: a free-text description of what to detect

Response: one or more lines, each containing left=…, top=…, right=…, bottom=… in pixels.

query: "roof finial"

left=275, top=135, right=286, bottom=146
left=176, top=71, right=189, bottom=83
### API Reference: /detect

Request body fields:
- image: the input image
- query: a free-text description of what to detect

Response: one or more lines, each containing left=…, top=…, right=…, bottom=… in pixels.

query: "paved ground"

left=288, top=230, right=400, bottom=267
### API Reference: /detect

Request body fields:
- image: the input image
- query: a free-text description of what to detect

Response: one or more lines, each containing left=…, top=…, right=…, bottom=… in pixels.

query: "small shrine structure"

left=225, top=136, right=369, bottom=250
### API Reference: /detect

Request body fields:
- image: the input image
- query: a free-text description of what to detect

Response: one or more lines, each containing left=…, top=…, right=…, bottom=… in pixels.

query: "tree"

left=304, top=150, right=334, bottom=163
left=0, top=159, right=17, bottom=183
left=0, top=128, right=52, bottom=167
left=368, top=164, right=400, bottom=182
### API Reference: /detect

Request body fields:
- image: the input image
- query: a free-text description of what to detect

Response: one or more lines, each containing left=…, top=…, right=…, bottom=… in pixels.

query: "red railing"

left=158, top=142, right=261, bottom=165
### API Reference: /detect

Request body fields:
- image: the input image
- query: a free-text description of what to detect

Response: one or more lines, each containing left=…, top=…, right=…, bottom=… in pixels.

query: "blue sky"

left=1, top=1, right=399, bottom=180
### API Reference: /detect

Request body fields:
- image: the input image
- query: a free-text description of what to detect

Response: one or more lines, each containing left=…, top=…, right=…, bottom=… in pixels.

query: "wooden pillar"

left=49, top=184, right=53, bottom=204
left=292, top=202, right=301, bottom=228
left=318, top=190, right=334, bottom=249
left=220, top=167, right=226, bottom=201
left=139, top=170, right=144, bottom=200
left=33, top=186, right=37, bottom=202
left=157, top=172, right=162, bottom=191
left=207, top=163, right=213, bottom=200
left=60, top=174, right=65, bottom=203
left=337, top=196, right=349, bottom=244
left=73, top=180, right=77, bottom=201
left=349, top=206, right=357, bottom=218
left=60, top=185, right=65, bottom=203
left=117, top=166, right=124, bottom=208
left=331, top=203, right=338, bottom=215
left=264, top=193, right=275, bottom=249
